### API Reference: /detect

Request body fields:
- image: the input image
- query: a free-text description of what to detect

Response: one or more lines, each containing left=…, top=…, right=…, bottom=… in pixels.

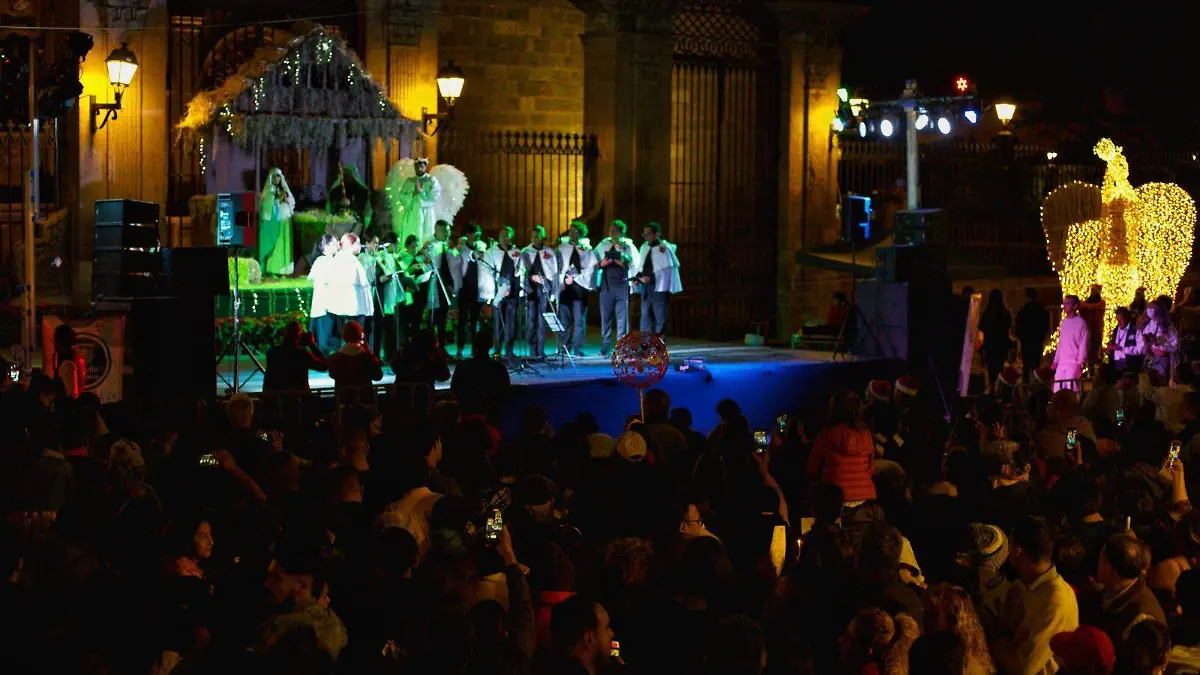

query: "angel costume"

left=556, top=231, right=597, bottom=356
left=594, top=231, right=640, bottom=355
left=637, top=235, right=683, bottom=335
left=258, top=168, right=296, bottom=276
left=386, top=158, right=469, bottom=243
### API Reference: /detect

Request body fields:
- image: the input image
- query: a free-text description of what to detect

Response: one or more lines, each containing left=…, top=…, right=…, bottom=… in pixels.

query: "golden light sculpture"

left=1041, top=139, right=1197, bottom=353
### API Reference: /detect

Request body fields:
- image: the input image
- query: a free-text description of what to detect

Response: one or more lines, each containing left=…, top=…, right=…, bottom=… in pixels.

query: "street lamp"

left=92, top=42, right=139, bottom=131
left=994, top=101, right=1016, bottom=131
left=423, top=61, right=466, bottom=135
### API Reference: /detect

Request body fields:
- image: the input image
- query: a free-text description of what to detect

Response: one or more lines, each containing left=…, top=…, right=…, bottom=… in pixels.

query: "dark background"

left=839, top=0, right=1195, bottom=150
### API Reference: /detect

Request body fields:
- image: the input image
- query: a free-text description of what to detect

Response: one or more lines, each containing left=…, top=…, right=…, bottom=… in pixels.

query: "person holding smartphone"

left=263, top=321, right=329, bottom=394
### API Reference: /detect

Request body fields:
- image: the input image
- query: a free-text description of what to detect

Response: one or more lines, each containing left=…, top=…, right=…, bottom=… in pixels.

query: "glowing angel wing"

left=1041, top=182, right=1103, bottom=296
left=430, top=164, right=469, bottom=224
left=1131, top=182, right=1197, bottom=301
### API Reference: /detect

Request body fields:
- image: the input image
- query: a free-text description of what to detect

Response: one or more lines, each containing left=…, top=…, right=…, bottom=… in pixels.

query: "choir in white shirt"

left=308, top=219, right=683, bottom=359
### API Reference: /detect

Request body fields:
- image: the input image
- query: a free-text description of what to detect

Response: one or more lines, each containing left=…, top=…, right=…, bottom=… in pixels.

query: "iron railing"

left=437, top=130, right=599, bottom=244
left=0, top=123, right=66, bottom=298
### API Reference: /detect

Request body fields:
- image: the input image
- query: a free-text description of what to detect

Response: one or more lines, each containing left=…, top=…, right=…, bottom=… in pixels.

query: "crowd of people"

left=5, top=280, right=1200, bottom=675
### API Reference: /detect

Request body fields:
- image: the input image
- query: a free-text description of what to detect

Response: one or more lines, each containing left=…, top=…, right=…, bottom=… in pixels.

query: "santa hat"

left=894, top=375, right=919, bottom=397
left=1033, top=366, right=1055, bottom=384
left=865, top=380, right=892, bottom=403
left=996, top=366, right=1020, bottom=390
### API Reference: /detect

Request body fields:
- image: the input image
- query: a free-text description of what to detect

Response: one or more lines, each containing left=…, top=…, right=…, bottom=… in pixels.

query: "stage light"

left=880, top=118, right=894, bottom=137
left=1047, top=151, right=1058, bottom=161
left=867, top=120, right=876, bottom=134
left=850, top=98, right=868, bottom=117
left=858, top=121, right=867, bottom=138
left=837, top=87, right=849, bottom=103
left=832, top=116, right=845, bottom=132
left=937, top=116, right=951, bottom=135
left=915, top=113, right=929, bottom=130
left=964, top=109, right=978, bottom=124
left=995, top=102, right=1016, bottom=126
left=955, top=76, right=970, bottom=93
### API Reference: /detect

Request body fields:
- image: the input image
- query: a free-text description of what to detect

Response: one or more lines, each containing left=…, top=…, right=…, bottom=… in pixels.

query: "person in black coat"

left=1015, top=287, right=1051, bottom=383
left=263, top=321, right=328, bottom=394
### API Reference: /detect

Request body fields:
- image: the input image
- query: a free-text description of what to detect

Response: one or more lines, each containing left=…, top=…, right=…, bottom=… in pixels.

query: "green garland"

left=177, top=23, right=418, bottom=149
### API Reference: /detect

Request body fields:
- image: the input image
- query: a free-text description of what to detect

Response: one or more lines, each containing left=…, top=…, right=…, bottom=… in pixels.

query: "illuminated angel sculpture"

left=1041, top=138, right=1196, bottom=349
left=386, top=158, right=469, bottom=242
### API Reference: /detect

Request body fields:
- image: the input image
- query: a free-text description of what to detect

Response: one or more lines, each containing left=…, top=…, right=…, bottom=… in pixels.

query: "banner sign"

left=42, top=316, right=125, bottom=403
left=958, top=293, right=982, bottom=397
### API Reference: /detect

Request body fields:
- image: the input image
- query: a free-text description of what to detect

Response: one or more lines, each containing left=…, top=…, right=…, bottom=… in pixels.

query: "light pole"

left=902, top=79, right=919, bottom=210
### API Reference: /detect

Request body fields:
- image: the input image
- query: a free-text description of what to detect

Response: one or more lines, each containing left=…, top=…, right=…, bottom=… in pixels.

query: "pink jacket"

left=807, top=424, right=877, bottom=502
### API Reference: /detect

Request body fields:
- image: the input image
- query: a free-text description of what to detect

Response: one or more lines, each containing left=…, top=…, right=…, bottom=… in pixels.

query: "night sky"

left=839, top=0, right=1195, bottom=148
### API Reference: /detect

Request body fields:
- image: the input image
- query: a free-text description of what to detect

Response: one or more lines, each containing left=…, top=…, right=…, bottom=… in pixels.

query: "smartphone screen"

left=198, top=453, right=218, bottom=467
left=1169, top=441, right=1182, bottom=469
left=485, top=509, right=503, bottom=544
left=1066, top=428, right=1078, bottom=449
left=610, top=640, right=620, bottom=659
left=8, top=364, right=18, bottom=382
left=754, top=430, right=769, bottom=452
left=776, top=414, right=788, bottom=435
left=1116, top=408, right=1125, bottom=425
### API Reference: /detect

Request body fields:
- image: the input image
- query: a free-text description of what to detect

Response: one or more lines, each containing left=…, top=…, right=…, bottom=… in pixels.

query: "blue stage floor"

left=219, top=331, right=903, bottom=436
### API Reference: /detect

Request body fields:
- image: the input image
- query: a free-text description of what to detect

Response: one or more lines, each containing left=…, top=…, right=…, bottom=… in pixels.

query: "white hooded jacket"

left=637, top=240, right=684, bottom=294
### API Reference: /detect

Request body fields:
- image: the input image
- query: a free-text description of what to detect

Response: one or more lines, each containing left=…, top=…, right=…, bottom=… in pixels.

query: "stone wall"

left=437, top=0, right=585, bottom=132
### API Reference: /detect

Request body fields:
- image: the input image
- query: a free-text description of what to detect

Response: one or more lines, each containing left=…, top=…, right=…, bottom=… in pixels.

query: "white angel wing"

left=384, top=159, right=418, bottom=233
left=430, top=164, right=469, bottom=224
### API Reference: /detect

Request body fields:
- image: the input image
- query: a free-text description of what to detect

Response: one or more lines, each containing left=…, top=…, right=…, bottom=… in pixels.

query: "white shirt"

left=307, top=255, right=336, bottom=318
left=1054, top=315, right=1089, bottom=369
left=637, top=240, right=684, bottom=294
left=328, top=250, right=374, bottom=317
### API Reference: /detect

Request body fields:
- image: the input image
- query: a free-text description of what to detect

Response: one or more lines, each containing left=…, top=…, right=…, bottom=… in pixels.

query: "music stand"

left=543, top=311, right=576, bottom=370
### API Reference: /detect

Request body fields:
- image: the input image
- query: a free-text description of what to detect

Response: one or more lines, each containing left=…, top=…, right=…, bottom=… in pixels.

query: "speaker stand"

left=215, top=248, right=265, bottom=393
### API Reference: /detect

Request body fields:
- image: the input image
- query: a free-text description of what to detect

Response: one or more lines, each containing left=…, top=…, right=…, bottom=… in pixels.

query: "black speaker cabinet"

left=161, top=247, right=230, bottom=297
left=893, top=208, right=947, bottom=247
left=853, top=279, right=955, bottom=367
left=875, top=245, right=948, bottom=283
left=125, top=297, right=216, bottom=401
left=93, top=199, right=162, bottom=301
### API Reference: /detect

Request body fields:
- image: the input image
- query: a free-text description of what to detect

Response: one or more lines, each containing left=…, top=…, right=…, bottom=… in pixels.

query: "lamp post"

left=994, top=101, right=1016, bottom=133
left=422, top=61, right=466, bottom=135
left=91, top=42, right=139, bottom=131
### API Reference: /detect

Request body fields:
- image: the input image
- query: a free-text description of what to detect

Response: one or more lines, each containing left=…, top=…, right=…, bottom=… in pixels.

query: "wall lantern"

left=91, top=42, right=139, bottom=131
left=422, top=61, right=466, bottom=135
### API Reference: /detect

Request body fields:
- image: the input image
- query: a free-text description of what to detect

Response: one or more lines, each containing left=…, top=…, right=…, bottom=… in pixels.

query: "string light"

left=1041, top=139, right=1197, bottom=352
left=198, top=137, right=206, bottom=175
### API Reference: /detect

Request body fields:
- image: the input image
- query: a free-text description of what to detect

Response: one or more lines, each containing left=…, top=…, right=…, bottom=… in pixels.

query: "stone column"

left=578, top=1, right=680, bottom=229
left=769, top=1, right=863, bottom=336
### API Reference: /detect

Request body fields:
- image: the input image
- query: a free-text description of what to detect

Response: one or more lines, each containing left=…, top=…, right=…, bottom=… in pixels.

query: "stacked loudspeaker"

left=855, top=207, right=961, bottom=382
left=92, top=199, right=229, bottom=400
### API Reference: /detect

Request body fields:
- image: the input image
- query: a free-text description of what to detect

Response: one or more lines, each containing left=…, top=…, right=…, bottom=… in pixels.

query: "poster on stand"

left=42, top=316, right=125, bottom=403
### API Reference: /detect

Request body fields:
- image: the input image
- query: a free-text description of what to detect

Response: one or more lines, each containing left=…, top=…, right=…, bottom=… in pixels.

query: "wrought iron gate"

left=670, top=0, right=780, bottom=340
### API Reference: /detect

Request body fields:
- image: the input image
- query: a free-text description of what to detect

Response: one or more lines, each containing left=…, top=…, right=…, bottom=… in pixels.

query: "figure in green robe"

left=258, top=168, right=295, bottom=276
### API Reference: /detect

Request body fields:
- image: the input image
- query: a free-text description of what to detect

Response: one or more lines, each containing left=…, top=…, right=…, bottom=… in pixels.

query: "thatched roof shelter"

left=177, top=22, right=418, bottom=149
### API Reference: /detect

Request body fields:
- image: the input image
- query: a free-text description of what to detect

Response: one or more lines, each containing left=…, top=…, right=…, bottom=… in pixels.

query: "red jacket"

left=807, top=424, right=877, bottom=502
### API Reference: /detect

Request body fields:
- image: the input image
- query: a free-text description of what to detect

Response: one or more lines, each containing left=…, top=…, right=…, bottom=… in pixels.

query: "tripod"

left=831, top=231, right=893, bottom=361
left=216, top=248, right=266, bottom=393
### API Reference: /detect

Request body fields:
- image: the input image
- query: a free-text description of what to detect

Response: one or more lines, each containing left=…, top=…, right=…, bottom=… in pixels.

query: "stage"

left=219, top=329, right=904, bottom=436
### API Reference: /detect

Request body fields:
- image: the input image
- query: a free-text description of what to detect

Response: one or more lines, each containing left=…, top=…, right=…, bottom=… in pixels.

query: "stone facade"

left=437, top=0, right=585, bottom=132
